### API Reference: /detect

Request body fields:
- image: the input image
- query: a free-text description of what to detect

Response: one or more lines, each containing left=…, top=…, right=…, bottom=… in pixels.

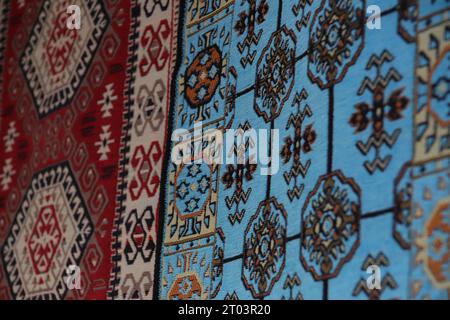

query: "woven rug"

left=0, top=0, right=448, bottom=300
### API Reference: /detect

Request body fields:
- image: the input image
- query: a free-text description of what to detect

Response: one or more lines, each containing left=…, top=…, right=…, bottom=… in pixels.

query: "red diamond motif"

left=27, top=203, right=63, bottom=275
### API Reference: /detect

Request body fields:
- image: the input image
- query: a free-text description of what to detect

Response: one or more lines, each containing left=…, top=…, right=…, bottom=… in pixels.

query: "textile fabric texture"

left=0, top=0, right=449, bottom=300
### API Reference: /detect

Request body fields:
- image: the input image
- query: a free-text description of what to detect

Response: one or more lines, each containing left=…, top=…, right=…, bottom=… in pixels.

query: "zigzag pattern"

left=228, top=209, right=246, bottom=225
left=283, top=89, right=314, bottom=201
left=225, top=189, right=251, bottom=209
left=295, top=14, right=311, bottom=32
left=292, top=89, right=309, bottom=106
left=356, top=129, right=401, bottom=155
left=239, top=51, right=257, bottom=68
left=292, top=0, right=313, bottom=31
left=237, top=31, right=263, bottom=67
left=224, top=291, right=239, bottom=300
left=357, top=50, right=402, bottom=95
left=363, top=156, right=392, bottom=174
left=284, top=160, right=311, bottom=182
left=366, top=50, right=394, bottom=69
left=361, top=253, right=390, bottom=269
left=357, top=129, right=401, bottom=173
left=287, top=185, right=304, bottom=201
left=352, top=274, right=398, bottom=298
left=237, top=31, right=263, bottom=53
left=286, top=106, right=313, bottom=127
left=358, top=68, right=402, bottom=95
left=283, top=273, right=301, bottom=289
left=352, top=253, right=398, bottom=298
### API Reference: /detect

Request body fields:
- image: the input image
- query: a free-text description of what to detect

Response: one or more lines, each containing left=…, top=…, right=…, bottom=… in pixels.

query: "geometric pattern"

left=107, top=0, right=179, bottom=300
left=349, top=50, right=409, bottom=174
left=419, top=199, right=449, bottom=290
left=20, top=0, right=108, bottom=117
left=301, top=171, right=361, bottom=281
left=0, top=0, right=129, bottom=300
left=243, top=198, right=287, bottom=298
left=154, top=0, right=449, bottom=301
left=2, top=162, right=93, bottom=299
left=308, top=0, right=365, bottom=89
left=254, top=26, right=296, bottom=122
left=352, top=252, right=398, bottom=300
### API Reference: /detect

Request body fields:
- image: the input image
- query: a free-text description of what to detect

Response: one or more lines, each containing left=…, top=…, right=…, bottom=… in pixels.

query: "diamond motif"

left=2, top=162, right=93, bottom=299
left=20, top=0, right=109, bottom=117
left=28, top=204, right=63, bottom=275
